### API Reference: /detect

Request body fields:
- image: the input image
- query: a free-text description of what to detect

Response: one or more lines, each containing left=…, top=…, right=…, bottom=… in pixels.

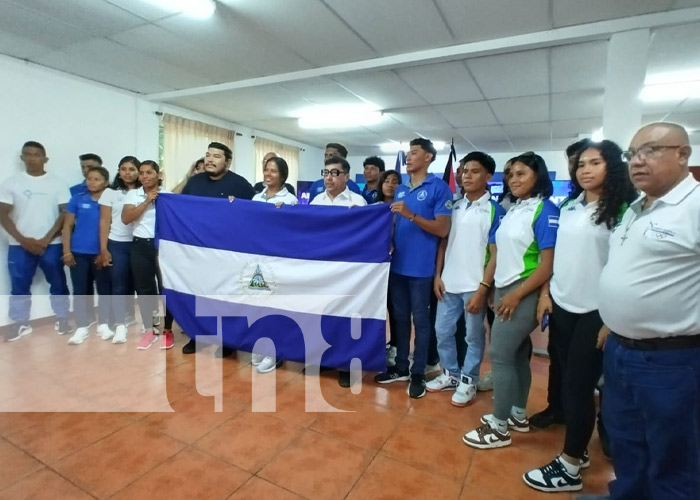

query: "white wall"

left=0, top=55, right=322, bottom=326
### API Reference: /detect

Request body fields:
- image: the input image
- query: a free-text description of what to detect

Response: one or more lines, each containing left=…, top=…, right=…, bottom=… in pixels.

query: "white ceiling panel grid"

left=551, top=41, right=608, bottom=93
left=397, top=61, right=484, bottom=104
left=467, top=49, right=550, bottom=99
left=551, top=90, right=604, bottom=121
left=489, top=95, right=550, bottom=125
left=433, top=101, right=498, bottom=128
left=333, top=70, right=427, bottom=109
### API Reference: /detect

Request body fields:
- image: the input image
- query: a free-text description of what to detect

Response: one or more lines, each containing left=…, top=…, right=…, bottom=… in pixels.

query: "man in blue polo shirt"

left=374, top=138, right=452, bottom=398
left=69, top=153, right=102, bottom=196
left=361, top=156, right=385, bottom=204
left=308, top=143, right=362, bottom=203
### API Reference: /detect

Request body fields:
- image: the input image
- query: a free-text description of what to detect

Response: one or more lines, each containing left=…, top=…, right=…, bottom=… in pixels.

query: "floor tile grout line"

left=342, top=447, right=380, bottom=500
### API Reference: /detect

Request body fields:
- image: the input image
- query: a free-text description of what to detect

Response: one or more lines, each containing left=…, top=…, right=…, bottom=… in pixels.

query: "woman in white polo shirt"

left=122, top=160, right=174, bottom=351
left=523, top=141, right=636, bottom=493
left=96, top=156, right=141, bottom=344
left=250, top=156, right=297, bottom=373
left=463, top=152, right=559, bottom=450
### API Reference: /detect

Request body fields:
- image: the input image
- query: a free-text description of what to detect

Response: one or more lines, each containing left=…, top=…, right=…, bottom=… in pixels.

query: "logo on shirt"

left=643, top=221, right=676, bottom=240
left=445, top=200, right=453, bottom=209
left=22, top=190, right=32, bottom=199
left=417, top=190, right=428, bottom=201
left=548, top=215, right=559, bottom=228
left=397, top=191, right=406, bottom=199
left=81, top=203, right=92, bottom=209
left=316, top=186, right=324, bottom=193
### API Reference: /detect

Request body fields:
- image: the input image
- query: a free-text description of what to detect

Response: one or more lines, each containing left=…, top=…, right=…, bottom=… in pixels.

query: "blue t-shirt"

left=70, top=180, right=87, bottom=197
left=66, top=192, right=101, bottom=254
left=308, top=178, right=361, bottom=202
left=391, top=174, right=453, bottom=278
left=362, top=186, right=379, bottom=204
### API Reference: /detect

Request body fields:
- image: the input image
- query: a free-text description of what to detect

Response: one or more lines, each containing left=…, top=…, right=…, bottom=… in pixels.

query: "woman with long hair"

left=122, top=161, right=174, bottom=350
left=375, top=169, right=401, bottom=204
left=62, top=166, right=112, bottom=345
left=96, top=156, right=141, bottom=344
left=522, top=140, right=637, bottom=493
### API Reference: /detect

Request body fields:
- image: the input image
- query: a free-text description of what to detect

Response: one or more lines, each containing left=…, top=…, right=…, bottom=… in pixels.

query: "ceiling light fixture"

left=639, top=69, right=700, bottom=102
left=143, top=0, right=216, bottom=19
left=591, top=128, right=604, bottom=141
left=297, top=105, right=384, bottom=129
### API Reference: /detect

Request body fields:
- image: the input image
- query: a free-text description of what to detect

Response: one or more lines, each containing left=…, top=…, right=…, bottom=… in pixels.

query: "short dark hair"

left=22, top=141, right=46, bottom=155
left=461, top=151, right=496, bottom=175
left=324, top=156, right=350, bottom=173
left=566, top=139, right=592, bottom=159
left=409, top=138, right=437, bottom=163
left=112, top=156, right=142, bottom=190
left=208, top=142, right=232, bottom=161
left=363, top=156, right=385, bottom=171
left=265, top=156, right=290, bottom=184
left=79, top=153, right=103, bottom=165
left=86, top=166, right=110, bottom=184
left=511, top=151, right=553, bottom=198
left=325, top=143, right=348, bottom=158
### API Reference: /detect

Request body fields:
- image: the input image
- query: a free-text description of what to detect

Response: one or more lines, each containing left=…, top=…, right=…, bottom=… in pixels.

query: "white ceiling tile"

left=467, top=49, right=550, bottom=99
left=280, top=79, right=365, bottom=106
left=490, top=95, right=549, bottom=124
left=475, top=141, right=517, bottom=154
left=221, top=0, right=376, bottom=66
left=434, top=101, right=498, bottom=127
left=435, top=0, right=551, bottom=43
left=502, top=122, right=551, bottom=140
left=657, top=110, right=700, bottom=130
left=641, top=99, right=686, bottom=115
left=551, top=41, right=608, bottom=93
left=389, top=106, right=452, bottom=131
left=551, top=90, right=604, bottom=121
left=102, top=0, right=178, bottom=21
left=672, top=0, right=700, bottom=7
left=333, top=70, right=426, bottom=109
left=647, top=23, right=700, bottom=76
left=323, top=0, right=453, bottom=55
left=553, top=0, right=674, bottom=28
left=550, top=118, right=602, bottom=139
left=457, top=126, right=509, bottom=144
left=680, top=97, right=700, bottom=112
left=397, top=61, right=483, bottom=104
left=510, top=138, right=557, bottom=152
left=0, top=30, right=53, bottom=59
left=0, top=1, right=94, bottom=49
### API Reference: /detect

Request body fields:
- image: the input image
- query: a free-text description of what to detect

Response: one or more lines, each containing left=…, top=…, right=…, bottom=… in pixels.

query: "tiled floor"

left=0, top=323, right=613, bottom=499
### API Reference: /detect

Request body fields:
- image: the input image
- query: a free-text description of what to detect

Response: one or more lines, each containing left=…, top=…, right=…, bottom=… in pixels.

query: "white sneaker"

left=452, top=375, right=477, bottom=407
left=257, top=356, right=279, bottom=373
left=386, top=346, right=397, bottom=367
left=112, top=325, right=127, bottom=344
left=424, top=363, right=442, bottom=375
left=68, top=327, right=89, bottom=345
left=97, top=324, right=115, bottom=340
left=251, top=352, right=265, bottom=366
left=426, top=369, right=458, bottom=392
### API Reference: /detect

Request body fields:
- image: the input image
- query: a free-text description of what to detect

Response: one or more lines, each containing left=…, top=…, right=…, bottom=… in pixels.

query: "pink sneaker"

left=160, top=330, right=174, bottom=350
left=137, top=329, right=158, bottom=350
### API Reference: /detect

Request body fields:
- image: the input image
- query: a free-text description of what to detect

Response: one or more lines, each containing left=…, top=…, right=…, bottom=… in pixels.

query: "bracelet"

left=409, top=213, right=417, bottom=222
left=479, top=281, right=491, bottom=289
left=63, top=252, right=72, bottom=257
left=538, top=294, right=549, bottom=300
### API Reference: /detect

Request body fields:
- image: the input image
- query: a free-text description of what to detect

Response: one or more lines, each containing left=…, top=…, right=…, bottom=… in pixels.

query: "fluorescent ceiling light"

left=640, top=69, right=700, bottom=102
left=143, top=0, right=216, bottom=19
left=297, top=105, right=384, bottom=129
left=380, top=140, right=446, bottom=153
left=591, top=128, right=604, bottom=141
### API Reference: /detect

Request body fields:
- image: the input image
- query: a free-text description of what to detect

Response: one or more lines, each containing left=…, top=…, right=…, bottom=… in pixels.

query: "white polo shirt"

left=550, top=193, right=619, bottom=314
left=494, top=196, right=559, bottom=288
left=442, top=192, right=505, bottom=293
left=310, top=187, right=367, bottom=207
left=98, top=188, right=135, bottom=242
left=252, top=186, right=298, bottom=205
left=0, top=172, right=70, bottom=245
left=599, top=174, right=700, bottom=339
left=123, top=187, right=169, bottom=239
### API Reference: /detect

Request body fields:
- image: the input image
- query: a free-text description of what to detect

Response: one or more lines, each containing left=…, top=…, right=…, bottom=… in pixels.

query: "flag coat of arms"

left=156, top=194, right=391, bottom=371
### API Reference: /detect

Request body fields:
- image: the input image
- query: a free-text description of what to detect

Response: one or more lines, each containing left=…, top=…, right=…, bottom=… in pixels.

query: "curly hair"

left=570, top=140, right=637, bottom=230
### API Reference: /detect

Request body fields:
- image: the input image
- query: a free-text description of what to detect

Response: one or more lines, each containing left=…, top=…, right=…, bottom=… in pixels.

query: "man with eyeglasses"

left=311, top=157, right=367, bottom=207
left=308, top=143, right=362, bottom=203
left=593, top=122, right=700, bottom=500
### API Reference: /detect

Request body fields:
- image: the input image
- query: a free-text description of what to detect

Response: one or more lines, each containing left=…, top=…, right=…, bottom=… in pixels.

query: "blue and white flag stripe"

left=156, top=194, right=392, bottom=371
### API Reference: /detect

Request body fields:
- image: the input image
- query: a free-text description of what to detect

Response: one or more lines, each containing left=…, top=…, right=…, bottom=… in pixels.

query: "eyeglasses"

left=321, top=169, right=346, bottom=177
left=621, top=145, right=683, bottom=162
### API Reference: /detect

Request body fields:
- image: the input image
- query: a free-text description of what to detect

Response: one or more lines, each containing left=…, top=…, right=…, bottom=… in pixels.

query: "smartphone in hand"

left=541, top=312, right=550, bottom=332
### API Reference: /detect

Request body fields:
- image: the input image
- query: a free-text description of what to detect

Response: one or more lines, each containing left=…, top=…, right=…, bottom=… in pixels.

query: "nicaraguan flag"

left=156, top=194, right=391, bottom=371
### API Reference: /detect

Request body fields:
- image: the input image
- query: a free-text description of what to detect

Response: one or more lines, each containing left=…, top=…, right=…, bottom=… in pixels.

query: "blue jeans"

left=7, top=244, right=69, bottom=323
left=108, top=239, right=133, bottom=324
left=389, top=273, right=432, bottom=376
left=434, top=291, right=486, bottom=381
left=604, top=334, right=700, bottom=500
left=70, top=253, right=111, bottom=327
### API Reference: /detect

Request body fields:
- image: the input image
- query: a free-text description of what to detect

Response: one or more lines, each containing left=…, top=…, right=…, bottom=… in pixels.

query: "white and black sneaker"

left=580, top=449, right=590, bottom=469
left=55, top=319, right=73, bottom=335
left=426, top=368, right=459, bottom=392
left=5, top=323, right=32, bottom=342
left=523, top=457, right=582, bottom=492
left=407, top=373, right=427, bottom=399
left=462, top=423, right=511, bottom=449
left=374, top=366, right=410, bottom=384
left=480, top=413, right=530, bottom=433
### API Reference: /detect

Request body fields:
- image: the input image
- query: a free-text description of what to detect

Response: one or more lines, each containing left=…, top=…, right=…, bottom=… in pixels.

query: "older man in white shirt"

left=311, top=157, right=367, bottom=208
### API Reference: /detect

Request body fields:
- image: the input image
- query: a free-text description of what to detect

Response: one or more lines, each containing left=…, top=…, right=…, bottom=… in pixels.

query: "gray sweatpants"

left=489, top=279, right=538, bottom=421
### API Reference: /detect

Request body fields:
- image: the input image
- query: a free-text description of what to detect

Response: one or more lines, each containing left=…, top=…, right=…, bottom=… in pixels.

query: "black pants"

left=550, top=300, right=603, bottom=459
left=546, top=326, right=564, bottom=416
left=131, top=237, right=173, bottom=331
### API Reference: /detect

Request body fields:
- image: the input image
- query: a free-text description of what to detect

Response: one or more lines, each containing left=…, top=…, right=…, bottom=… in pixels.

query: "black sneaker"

left=182, top=338, right=197, bottom=354
left=214, top=346, right=234, bottom=358
left=407, top=374, right=426, bottom=399
left=55, top=319, right=73, bottom=335
left=374, top=366, right=410, bottom=384
left=522, top=457, right=582, bottom=492
left=530, top=406, right=565, bottom=429
left=5, top=323, right=32, bottom=342
left=338, top=371, right=351, bottom=388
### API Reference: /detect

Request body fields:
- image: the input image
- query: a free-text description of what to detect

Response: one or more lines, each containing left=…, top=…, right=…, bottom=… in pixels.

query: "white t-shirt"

left=310, top=188, right=367, bottom=207
left=98, top=188, right=135, bottom=242
left=123, top=187, right=168, bottom=238
left=550, top=193, right=615, bottom=314
left=252, top=186, right=298, bottom=205
left=0, top=172, right=70, bottom=245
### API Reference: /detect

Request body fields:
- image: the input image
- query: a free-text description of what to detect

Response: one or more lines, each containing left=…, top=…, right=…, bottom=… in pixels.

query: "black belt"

left=133, top=237, right=154, bottom=242
left=613, top=332, right=700, bottom=350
